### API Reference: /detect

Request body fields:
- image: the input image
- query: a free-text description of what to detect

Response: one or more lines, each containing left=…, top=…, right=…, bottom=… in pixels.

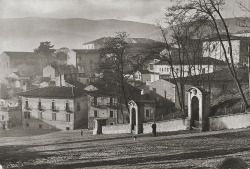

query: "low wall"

left=209, top=112, right=250, bottom=131
left=102, top=124, right=131, bottom=134
left=143, top=118, right=188, bottom=134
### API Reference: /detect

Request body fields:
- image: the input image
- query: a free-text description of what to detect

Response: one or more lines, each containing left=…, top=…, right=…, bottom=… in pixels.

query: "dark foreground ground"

left=0, top=126, right=250, bottom=169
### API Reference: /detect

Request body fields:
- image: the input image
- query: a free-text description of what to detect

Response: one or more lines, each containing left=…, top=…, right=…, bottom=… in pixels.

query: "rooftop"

left=83, top=37, right=157, bottom=45
left=20, top=86, right=86, bottom=98
left=174, top=66, right=249, bottom=82
left=3, top=52, right=42, bottom=58
left=154, top=57, right=226, bottom=66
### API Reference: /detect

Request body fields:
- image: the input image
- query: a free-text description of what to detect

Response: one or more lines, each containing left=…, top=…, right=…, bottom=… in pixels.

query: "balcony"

left=91, top=102, right=118, bottom=108
left=65, top=107, right=72, bottom=112
left=24, top=106, right=31, bottom=110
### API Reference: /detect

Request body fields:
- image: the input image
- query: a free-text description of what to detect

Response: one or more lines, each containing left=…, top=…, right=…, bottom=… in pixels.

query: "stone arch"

left=187, top=87, right=210, bottom=131
left=191, top=96, right=199, bottom=128
left=128, top=100, right=139, bottom=134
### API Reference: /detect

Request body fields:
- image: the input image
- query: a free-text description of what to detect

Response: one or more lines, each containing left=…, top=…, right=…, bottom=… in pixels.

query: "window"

left=38, top=100, right=42, bottom=110
left=149, top=64, right=153, bottom=70
left=52, top=113, right=56, bottom=121
left=66, top=114, right=70, bottom=122
left=222, top=84, right=227, bottom=91
left=26, top=123, right=29, bottom=127
left=77, top=102, right=81, bottom=111
left=38, top=112, right=43, bottom=119
left=110, top=111, right=114, bottom=118
left=94, top=110, right=97, bottom=117
left=146, top=109, right=150, bottom=117
left=39, top=124, right=42, bottom=129
left=66, top=102, right=70, bottom=111
left=52, top=100, right=55, bottom=111
left=110, top=97, right=113, bottom=106
left=24, top=112, right=30, bottom=119
left=2, top=115, right=4, bottom=120
left=25, top=100, right=29, bottom=109
left=94, top=97, right=97, bottom=106
left=202, top=68, right=206, bottom=74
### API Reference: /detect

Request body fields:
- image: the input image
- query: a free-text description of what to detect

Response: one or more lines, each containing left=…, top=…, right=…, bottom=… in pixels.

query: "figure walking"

left=81, top=130, right=83, bottom=136
left=152, top=123, right=156, bottom=137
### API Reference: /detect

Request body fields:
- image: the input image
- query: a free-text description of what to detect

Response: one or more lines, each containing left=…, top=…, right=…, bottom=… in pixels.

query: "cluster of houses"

left=0, top=34, right=250, bottom=133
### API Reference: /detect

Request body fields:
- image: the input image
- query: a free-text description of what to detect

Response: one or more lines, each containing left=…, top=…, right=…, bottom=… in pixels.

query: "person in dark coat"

left=81, top=130, right=83, bottom=136
left=152, top=123, right=156, bottom=136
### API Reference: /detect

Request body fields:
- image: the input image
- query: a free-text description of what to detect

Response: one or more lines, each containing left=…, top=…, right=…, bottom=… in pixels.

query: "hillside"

left=0, top=17, right=158, bottom=52
left=0, top=17, right=249, bottom=53
left=149, top=17, right=250, bottom=40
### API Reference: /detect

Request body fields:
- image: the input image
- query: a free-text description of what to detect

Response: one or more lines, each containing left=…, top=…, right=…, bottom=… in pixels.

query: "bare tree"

left=163, top=0, right=249, bottom=109
left=155, top=6, right=217, bottom=116
left=98, top=32, right=157, bottom=123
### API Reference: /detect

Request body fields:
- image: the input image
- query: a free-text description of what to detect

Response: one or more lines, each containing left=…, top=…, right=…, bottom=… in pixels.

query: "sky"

left=0, top=0, right=250, bottom=24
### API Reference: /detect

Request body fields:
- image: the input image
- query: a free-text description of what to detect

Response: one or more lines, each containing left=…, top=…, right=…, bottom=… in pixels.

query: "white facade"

left=149, top=63, right=214, bottom=78
left=83, top=44, right=95, bottom=50
left=43, top=65, right=56, bottom=80
left=67, top=50, right=77, bottom=67
left=149, top=79, right=176, bottom=102
left=203, top=40, right=240, bottom=63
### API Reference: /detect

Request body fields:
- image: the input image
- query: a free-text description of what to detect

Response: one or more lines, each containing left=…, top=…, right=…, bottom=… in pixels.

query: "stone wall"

left=209, top=112, right=250, bottom=131
left=143, top=118, right=188, bottom=134
left=102, top=124, right=130, bottom=134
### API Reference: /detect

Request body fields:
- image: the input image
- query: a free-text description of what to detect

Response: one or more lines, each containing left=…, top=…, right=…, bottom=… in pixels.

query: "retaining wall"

left=102, top=124, right=131, bottom=134
left=209, top=112, right=250, bottom=131
left=143, top=118, right=188, bottom=134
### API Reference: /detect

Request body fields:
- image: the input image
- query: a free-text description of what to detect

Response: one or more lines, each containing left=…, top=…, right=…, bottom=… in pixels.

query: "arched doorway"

left=131, top=108, right=136, bottom=130
left=128, top=100, right=142, bottom=134
left=187, top=87, right=210, bottom=131
left=191, top=96, right=199, bottom=128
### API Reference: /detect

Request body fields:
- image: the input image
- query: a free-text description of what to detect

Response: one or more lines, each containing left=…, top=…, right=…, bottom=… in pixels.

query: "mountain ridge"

left=0, top=17, right=249, bottom=52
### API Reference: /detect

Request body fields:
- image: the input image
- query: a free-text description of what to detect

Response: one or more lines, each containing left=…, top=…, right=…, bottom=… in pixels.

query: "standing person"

left=81, top=130, right=83, bottom=136
left=152, top=122, right=156, bottom=137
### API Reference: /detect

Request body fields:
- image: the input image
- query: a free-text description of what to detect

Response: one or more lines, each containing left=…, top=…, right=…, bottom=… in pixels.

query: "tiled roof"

left=20, top=86, right=86, bottom=98
left=174, top=67, right=248, bottom=82
left=72, top=49, right=99, bottom=54
left=50, top=64, right=78, bottom=74
left=154, top=57, right=226, bottom=66
left=140, top=70, right=159, bottom=74
left=83, top=37, right=157, bottom=45
left=4, top=52, right=42, bottom=58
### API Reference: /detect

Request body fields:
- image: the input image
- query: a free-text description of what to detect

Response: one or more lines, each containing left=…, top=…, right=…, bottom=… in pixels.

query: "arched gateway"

left=187, top=87, right=210, bottom=131
left=128, top=100, right=142, bottom=134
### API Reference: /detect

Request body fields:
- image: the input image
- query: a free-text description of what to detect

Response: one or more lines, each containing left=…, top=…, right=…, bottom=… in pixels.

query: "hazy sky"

left=0, top=0, right=250, bottom=24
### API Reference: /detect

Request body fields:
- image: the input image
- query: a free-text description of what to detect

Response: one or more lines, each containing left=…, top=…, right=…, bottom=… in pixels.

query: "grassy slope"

left=0, top=127, right=250, bottom=169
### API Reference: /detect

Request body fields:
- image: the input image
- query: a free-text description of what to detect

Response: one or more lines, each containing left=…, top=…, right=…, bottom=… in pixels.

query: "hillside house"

left=149, top=79, right=176, bottom=102
left=20, top=86, right=88, bottom=130
left=203, top=36, right=250, bottom=64
left=85, top=82, right=141, bottom=129
left=173, top=67, right=249, bottom=110
left=148, top=57, right=227, bottom=78
left=43, top=64, right=77, bottom=81
left=140, top=70, right=160, bottom=84
left=0, top=100, right=21, bottom=130
left=0, top=52, right=49, bottom=80
left=82, top=37, right=157, bottom=50
left=66, top=49, right=100, bottom=76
